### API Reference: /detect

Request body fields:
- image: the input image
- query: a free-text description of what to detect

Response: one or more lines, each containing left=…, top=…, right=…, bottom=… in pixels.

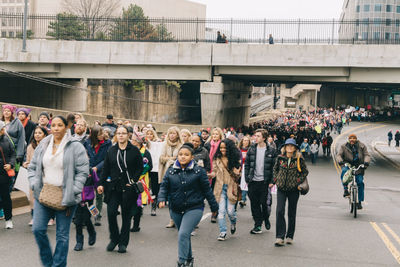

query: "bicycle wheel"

left=352, top=189, right=357, bottom=218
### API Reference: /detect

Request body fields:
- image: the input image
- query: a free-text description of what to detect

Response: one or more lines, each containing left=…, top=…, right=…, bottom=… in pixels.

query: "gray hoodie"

left=27, top=134, right=89, bottom=207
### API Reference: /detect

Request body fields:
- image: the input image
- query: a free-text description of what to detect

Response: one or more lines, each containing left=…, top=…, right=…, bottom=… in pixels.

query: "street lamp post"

left=22, top=0, right=28, bottom=52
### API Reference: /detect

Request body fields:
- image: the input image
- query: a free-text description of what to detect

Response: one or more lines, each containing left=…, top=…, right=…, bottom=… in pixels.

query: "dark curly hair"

left=213, top=139, right=241, bottom=171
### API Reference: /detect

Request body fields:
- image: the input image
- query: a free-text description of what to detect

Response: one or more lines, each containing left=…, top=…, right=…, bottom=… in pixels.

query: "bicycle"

left=344, top=164, right=364, bottom=218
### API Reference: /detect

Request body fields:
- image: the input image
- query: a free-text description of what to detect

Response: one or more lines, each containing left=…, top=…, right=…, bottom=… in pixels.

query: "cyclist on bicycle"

left=336, top=133, right=370, bottom=209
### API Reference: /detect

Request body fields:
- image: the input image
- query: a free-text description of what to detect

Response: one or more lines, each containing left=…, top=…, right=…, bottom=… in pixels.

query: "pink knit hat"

left=2, top=104, right=16, bottom=113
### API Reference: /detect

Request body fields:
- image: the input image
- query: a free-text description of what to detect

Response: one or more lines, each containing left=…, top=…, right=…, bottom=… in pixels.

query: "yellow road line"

left=382, top=223, right=400, bottom=246
left=370, top=222, right=400, bottom=265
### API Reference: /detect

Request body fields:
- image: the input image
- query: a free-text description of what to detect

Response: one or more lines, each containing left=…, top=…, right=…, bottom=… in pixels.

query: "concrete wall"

left=87, top=80, right=182, bottom=123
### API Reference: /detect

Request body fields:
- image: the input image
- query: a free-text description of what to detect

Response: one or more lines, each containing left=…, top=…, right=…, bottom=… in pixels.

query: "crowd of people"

left=0, top=104, right=358, bottom=267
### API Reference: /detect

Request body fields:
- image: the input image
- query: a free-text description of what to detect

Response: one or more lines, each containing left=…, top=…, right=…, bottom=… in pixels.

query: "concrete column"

left=200, top=77, right=253, bottom=127
left=62, top=78, right=88, bottom=112
left=200, top=76, right=225, bottom=126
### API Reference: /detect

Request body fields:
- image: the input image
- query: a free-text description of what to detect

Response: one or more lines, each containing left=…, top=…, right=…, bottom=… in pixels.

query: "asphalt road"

left=2, top=122, right=400, bottom=267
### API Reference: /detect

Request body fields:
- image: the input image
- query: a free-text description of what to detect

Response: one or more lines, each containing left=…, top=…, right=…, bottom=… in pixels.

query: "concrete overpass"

left=1, top=39, right=400, bottom=126
left=1, top=39, right=400, bottom=83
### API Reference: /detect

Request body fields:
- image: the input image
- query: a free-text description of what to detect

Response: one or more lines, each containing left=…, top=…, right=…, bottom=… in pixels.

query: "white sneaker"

left=5, top=220, right=13, bottom=229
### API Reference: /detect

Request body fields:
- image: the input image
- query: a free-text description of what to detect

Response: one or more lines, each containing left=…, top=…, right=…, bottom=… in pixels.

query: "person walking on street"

left=16, top=107, right=36, bottom=145
left=244, top=129, right=276, bottom=234
left=310, top=140, right=319, bottom=164
left=28, top=116, right=89, bottom=267
left=0, top=121, right=16, bottom=229
left=2, top=104, right=25, bottom=171
left=159, top=126, right=183, bottom=228
left=326, top=133, right=333, bottom=156
left=145, top=128, right=161, bottom=216
left=272, top=138, right=308, bottom=246
left=211, top=139, right=241, bottom=241
left=84, top=125, right=112, bottom=226
left=96, top=126, right=143, bottom=253
left=130, top=131, right=153, bottom=233
left=23, top=126, right=49, bottom=226
left=158, top=143, right=218, bottom=267
left=388, top=130, right=393, bottom=147
left=300, top=138, right=311, bottom=159
left=395, top=130, right=400, bottom=147
left=238, top=136, right=251, bottom=208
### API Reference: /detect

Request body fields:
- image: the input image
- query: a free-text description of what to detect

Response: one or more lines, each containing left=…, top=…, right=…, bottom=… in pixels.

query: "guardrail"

left=1, top=13, right=400, bottom=44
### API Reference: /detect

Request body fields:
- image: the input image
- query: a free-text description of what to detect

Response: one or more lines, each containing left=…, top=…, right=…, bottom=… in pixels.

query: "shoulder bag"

left=0, top=146, right=15, bottom=177
left=297, top=156, right=309, bottom=195
left=39, top=183, right=66, bottom=211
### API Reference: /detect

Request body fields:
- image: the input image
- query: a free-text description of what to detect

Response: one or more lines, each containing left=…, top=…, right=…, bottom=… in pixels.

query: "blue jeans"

left=32, top=200, right=76, bottom=267
left=218, top=184, right=237, bottom=234
left=241, top=190, right=248, bottom=202
left=170, top=209, right=203, bottom=263
left=340, top=167, right=365, bottom=202
left=311, top=153, right=318, bottom=164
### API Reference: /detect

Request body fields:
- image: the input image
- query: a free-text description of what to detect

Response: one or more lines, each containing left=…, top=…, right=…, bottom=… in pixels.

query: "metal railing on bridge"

left=1, top=13, right=400, bottom=44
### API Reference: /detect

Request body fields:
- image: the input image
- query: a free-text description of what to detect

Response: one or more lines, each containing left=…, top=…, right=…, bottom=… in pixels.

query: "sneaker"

left=286, top=238, right=293, bottom=245
left=166, top=219, right=175, bottom=228
left=239, top=201, right=245, bottom=208
left=217, top=232, right=227, bottom=241
left=28, top=219, right=33, bottom=226
left=106, top=241, right=117, bottom=252
left=343, top=189, right=350, bottom=198
left=151, top=208, right=156, bottom=216
left=265, top=218, right=271, bottom=230
left=5, top=220, right=13, bottom=229
left=275, top=238, right=285, bottom=247
left=118, top=245, right=127, bottom=253
left=357, top=203, right=363, bottom=210
left=94, top=215, right=101, bottom=226
left=48, top=219, right=55, bottom=226
left=250, top=226, right=262, bottom=234
left=230, top=224, right=236, bottom=235
left=210, top=215, right=217, bottom=223
left=186, top=257, right=194, bottom=267
left=191, top=230, right=196, bottom=236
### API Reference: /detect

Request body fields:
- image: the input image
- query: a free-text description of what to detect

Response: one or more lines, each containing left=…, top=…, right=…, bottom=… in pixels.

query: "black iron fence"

left=1, top=13, right=400, bottom=44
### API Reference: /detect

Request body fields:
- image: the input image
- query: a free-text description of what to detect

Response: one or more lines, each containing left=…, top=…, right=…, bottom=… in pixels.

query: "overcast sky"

left=190, top=0, right=344, bottom=19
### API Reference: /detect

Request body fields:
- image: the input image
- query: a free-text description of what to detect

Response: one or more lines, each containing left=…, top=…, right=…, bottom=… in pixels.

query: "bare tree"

left=61, top=0, right=121, bottom=38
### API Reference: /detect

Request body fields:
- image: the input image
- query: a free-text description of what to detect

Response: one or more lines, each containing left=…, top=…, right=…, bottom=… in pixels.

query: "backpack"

left=322, top=138, right=328, bottom=146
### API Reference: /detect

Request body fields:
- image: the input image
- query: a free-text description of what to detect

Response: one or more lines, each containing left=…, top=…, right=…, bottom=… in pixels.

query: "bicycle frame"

left=345, top=164, right=364, bottom=218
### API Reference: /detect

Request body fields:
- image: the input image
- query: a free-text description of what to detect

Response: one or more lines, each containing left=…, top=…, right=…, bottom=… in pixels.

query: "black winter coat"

left=24, top=120, right=37, bottom=145
left=100, top=142, right=143, bottom=192
left=158, top=161, right=218, bottom=213
left=0, top=134, right=16, bottom=184
left=244, top=144, right=277, bottom=184
left=193, top=146, right=211, bottom=172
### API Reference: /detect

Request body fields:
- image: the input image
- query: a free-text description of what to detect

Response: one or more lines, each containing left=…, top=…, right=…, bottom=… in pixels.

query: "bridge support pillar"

left=62, top=78, right=88, bottom=112
left=200, top=77, right=252, bottom=127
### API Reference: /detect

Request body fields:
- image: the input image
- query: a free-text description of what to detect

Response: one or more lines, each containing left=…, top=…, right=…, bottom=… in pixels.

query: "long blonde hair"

left=180, top=129, right=192, bottom=143
left=166, top=126, right=183, bottom=146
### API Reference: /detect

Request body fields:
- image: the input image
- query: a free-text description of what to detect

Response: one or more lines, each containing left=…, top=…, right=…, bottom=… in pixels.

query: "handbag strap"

left=220, top=159, right=239, bottom=184
left=0, top=146, right=7, bottom=164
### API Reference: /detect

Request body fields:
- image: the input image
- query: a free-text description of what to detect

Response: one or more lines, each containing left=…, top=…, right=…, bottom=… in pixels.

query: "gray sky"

left=191, top=0, right=344, bottom=19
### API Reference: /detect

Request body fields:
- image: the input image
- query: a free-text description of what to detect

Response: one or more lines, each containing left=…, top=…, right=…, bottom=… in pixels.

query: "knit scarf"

left=166, top=138, right=180, bottom=148
left=209, top=140, right=221, bottom=172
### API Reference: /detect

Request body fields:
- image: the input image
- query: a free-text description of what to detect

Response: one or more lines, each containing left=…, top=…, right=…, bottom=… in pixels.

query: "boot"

left=88, top=231, right=96, bottom=246
left=74, top=234, right=84, bottom=251
left=131, top=208, right=142, bottom=232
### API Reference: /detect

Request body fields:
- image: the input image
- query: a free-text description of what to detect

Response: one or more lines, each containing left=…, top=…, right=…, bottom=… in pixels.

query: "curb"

left=372, top=142, right=400, bottom=170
